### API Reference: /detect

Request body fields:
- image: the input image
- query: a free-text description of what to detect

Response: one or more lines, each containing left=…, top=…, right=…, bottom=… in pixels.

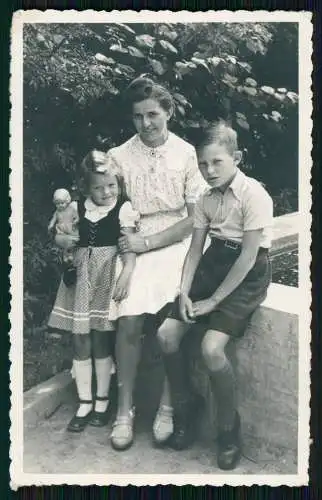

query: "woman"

left=107, top=77, right=207, bottom=450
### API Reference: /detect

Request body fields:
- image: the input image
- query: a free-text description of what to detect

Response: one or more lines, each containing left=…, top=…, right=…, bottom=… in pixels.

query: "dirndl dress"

left=48, top=197, right=138, bottom=335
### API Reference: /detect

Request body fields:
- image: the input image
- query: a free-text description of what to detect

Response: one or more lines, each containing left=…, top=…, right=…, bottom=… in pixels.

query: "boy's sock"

left=94, top=356, right=114, bottom=413
left=162, top=349, right=191, bottom=412
left=209, top=358, right=237, bottom=431
left=73, top=358, right=93, bottom=417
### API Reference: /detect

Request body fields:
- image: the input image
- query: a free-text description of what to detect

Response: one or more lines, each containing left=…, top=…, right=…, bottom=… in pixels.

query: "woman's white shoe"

left=152, top=405, right=173, bottom=446
left=111, top=408, right=135, bottom=451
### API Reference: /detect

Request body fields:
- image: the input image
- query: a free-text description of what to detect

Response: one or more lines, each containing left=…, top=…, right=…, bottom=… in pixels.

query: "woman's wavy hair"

left=124, top=76, right=174, bottom=114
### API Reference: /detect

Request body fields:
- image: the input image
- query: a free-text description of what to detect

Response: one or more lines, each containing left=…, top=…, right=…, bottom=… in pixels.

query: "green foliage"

left=23, top=22, right=298, bottom=328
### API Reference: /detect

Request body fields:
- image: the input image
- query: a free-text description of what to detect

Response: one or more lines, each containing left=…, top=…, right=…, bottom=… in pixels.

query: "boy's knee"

left=157, top=324, right=181, bottom=354
left=201, top=332, right=226, bottom=371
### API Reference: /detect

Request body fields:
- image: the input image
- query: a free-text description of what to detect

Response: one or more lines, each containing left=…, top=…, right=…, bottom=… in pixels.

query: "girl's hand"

left=179, top=293, right=196, bottom=324
left=192, top=298, right=217, bottom=317
left=54, top=234, right=79, bottom=250
left=118, top=233, right=147, bottom=254
left=113, top=272, right=132, bottom=302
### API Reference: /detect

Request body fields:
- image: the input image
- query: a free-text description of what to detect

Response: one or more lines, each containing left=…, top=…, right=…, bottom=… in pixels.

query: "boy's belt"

left=211, top=237, right=268, bottom=254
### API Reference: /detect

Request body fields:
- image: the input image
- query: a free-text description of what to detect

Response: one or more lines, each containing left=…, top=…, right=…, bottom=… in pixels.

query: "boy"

left=157, top=122, right=273, bottom=470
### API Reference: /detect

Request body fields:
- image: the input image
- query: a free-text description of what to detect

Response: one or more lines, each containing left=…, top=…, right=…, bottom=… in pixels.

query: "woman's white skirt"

left=109, top=210, right=191, bottom=319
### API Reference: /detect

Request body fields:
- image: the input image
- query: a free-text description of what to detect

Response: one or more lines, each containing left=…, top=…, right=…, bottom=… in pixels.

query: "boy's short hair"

left=194, top=121, right=239, bottom=156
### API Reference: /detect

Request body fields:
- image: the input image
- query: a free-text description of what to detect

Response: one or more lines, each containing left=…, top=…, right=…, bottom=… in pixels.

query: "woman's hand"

left=192, top=297, right=217, bottom=317
left=179, top=293, right=196, bottom=324
left=113, top=271, right=132, bottom=302
left=118, top=233, right=147, bottom=254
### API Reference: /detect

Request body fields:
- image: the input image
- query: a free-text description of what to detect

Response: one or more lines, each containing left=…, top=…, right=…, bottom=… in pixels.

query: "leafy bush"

left=23, top=22, right=298, bottom=329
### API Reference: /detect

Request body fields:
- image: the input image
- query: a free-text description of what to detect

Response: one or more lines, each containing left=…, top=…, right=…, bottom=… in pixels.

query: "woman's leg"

left=152, top=375, right=174, bottom=445
left=72, top=334, right=92, bottom=418
left=115, top=315, right=145, bottom=417
left=91, top=330, right=114, bottom=413
left=201, top=329, right=241, bottom=470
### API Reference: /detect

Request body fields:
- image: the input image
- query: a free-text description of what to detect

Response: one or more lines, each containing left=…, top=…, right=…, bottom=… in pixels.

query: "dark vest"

left=78, top=197, right=125, bottom=247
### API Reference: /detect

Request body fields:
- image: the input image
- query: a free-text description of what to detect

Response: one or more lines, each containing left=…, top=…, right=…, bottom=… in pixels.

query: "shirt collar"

left=84, top=197, right=117, bottom=214
left=206, top=168, right=245, bottom=201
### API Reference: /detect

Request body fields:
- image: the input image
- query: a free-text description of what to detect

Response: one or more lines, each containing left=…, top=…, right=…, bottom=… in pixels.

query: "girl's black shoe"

left=217, top=412, right=242, bottom=470
left=62, top=264, right=77, bottom=287
left=67, top=399, right=93, bottom=433
left=89, top=397, right=112, bottom=427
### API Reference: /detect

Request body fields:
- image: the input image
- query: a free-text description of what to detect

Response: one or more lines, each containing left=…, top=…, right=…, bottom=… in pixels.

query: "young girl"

left=48, top=150, right=138, bottom=432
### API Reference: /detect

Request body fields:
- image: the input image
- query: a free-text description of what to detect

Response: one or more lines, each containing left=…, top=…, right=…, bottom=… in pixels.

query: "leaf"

left=271, top=111, right=283, bottom=122
left=128, top=46, right=145, bottom=58
left=173, top=93, right=189, bottom=107
left=185, top=120, right=200, bottom=128
left=243, top=86, right=257, bottom=97
left=109, top=44, right=128, bottom=54
left=261, top=85, right=275, bottom=95
left=236, top=112, right=247, bottom=120
left=226, top=55, right=237, bottom=64
left=95, top=53, right=115, bottom=64
left=159, top=39, right=178, bottom=54
left=135, top=34, right=156, bottom=49
left=191, top=57, right=210, bottom=72
left=286, top=91, right=298, bottom=103
left=175, top=61, right=191, bottom=76
left=208, top=56, right=221, bottom=68
left=116, top=23, right=136, bottom=35
left=245, top=77, right=257, bottom=87
left=176, top=105, right=185, bottom=116
left=53, top=34, right=65, bottom=44
left=237, top=61, right=252, bottom=73
left=148, top=58, right=166, bottom=76
left=236, top=118, right=250, bottom=130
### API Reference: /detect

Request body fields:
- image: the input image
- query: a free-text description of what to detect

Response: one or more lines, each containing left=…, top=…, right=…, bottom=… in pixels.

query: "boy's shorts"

left=167, top=238, right=272, bottom=338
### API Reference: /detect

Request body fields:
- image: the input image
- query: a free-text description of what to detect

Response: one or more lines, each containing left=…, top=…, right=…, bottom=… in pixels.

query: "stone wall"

left=135, top=214, right=299, bottom=451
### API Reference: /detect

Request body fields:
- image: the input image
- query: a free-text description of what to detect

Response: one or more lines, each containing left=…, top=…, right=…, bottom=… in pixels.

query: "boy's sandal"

left=110, top=408, right=135, bottom=451
left=89, top=396, right=112, bottom=427
left=67, top=399, right=93, bottom=433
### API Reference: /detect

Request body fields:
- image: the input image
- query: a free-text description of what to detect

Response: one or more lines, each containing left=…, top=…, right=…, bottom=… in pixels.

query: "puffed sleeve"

left=184, top=149, right=208, bottom=204
left=119, top=201, right=140, bottom=228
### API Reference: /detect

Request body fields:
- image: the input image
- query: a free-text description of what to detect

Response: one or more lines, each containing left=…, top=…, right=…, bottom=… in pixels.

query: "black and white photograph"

left=10, top=10, right=312, bottom=487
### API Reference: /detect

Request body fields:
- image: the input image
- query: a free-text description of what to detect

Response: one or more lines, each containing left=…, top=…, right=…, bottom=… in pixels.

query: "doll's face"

left=54, top=196, right=70, bottom=211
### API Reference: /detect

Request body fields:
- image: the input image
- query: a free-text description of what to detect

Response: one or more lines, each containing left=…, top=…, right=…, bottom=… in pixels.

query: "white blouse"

left=84, top=197, right=139, bottom=227
left=106, top=132, right=207, bottom=216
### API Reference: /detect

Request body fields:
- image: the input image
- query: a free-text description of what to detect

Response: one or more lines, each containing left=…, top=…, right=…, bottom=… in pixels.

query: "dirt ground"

left=24, top=399, right=297, bottom=475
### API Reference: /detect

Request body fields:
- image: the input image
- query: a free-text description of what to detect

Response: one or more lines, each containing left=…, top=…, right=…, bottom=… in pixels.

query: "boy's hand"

left=192, top=298, right=217, bottom=317
left=113, top=271, right=132, bottom=302
left=179, top=293, right=196, bottom=324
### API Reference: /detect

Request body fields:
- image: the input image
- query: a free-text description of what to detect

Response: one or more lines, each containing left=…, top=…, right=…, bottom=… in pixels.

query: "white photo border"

left=9, top=9, right=313, bottom=489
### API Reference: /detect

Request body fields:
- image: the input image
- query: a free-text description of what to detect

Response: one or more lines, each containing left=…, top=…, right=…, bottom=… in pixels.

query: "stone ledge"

left=24, top=370, right=73, bottom=425
left=271, top=212, right=299, bottom=255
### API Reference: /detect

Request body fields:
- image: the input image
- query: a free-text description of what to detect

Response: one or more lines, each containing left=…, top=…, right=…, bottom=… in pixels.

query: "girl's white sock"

left=94, top=356, right=114, bottom=413
left=73, top=358, right=93, bottom=417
